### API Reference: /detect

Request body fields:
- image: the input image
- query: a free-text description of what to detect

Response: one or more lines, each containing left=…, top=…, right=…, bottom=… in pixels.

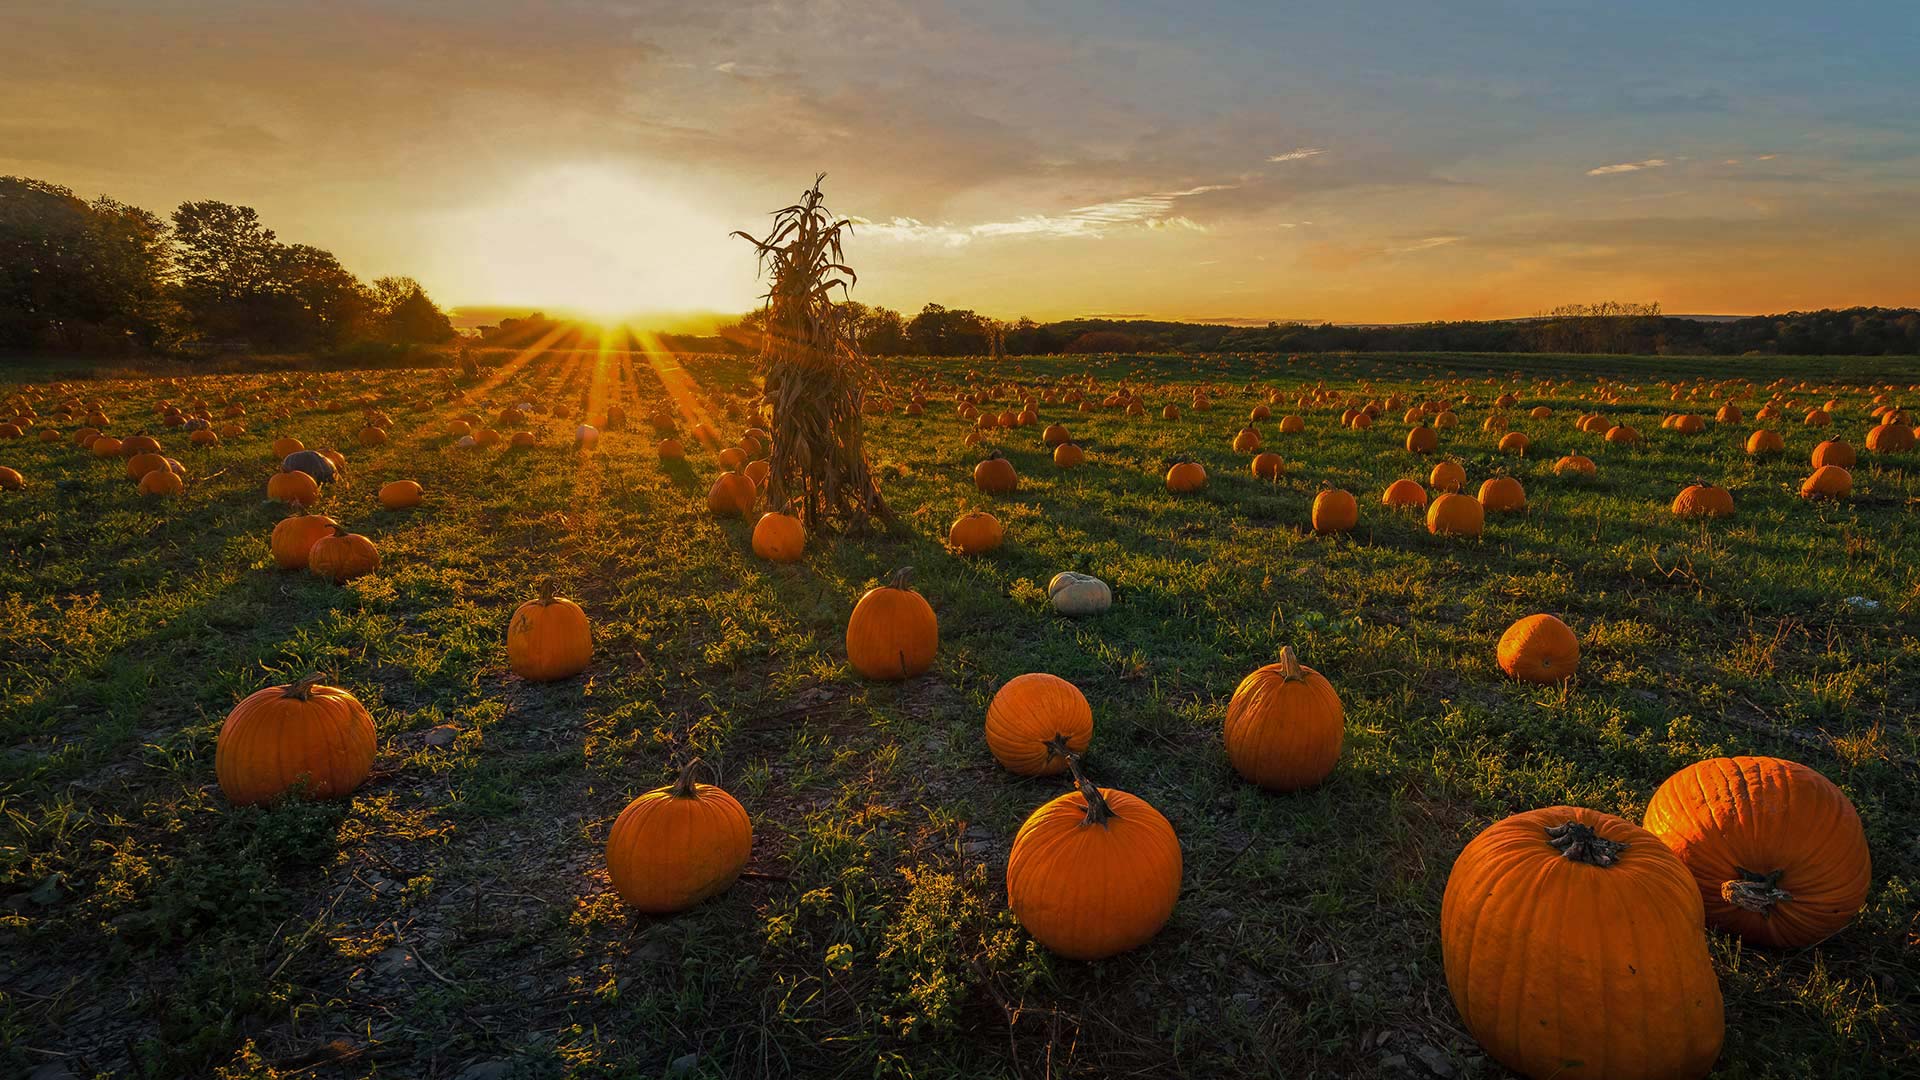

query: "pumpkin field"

left=3, top=343, right=1918, bottom=1080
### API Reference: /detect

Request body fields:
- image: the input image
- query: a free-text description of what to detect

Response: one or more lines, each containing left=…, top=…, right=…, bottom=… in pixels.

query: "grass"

left=2, top=346, right=1917, bottom=1079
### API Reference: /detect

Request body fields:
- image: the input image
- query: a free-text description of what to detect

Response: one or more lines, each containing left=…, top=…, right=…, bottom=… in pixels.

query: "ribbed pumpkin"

left=1477, top=476, right=1526, bottom=512
left=1426, top=492, right=1484, bottom=537
left=1800, top=465, right=1851, bottom=499
left=985, top=672, right=1094, bottom=775
left=1165, top=460, right=1206, bottom=493
left=1672, top=484, right=1735, bottom=518
left=1498, top=613, right=1579, bottom=683
left=1810, top=439, right=1855, bottom=469
left=974, top=452, right=1018, bottom=494
left=1865, top=422, right=1915, bottom=453
left=1311, top=488, right=1358, bottom=534
left=1745, top=429, right=1785, bottom=455
left=1406, top=425, right=1438, bottom=454
left=948, top=510, right=1004, bottom=555
left=271, top=513, right=338, bottom=570
left=707, top=470, right=756, bottom=517
left=268, top=468, right=321, bottom=506
left=1005, top=759, right=1181, bottom=960
left=1052, top=442, right=1085, bottom=468
left=845, top=567, right=938, bottom=680
left=1644, top=756, right=1870, bottom=947
left=751, top=511, right=806, bottom=563
left=1250, top=451, right=1283, bottom=480
left=1223, top=646, right=1344, bottom=791
left=378, top=480, right=423, bottom=509
left=308, top=526, right=380, bottom=584
left=1442, top=807, right=1724, bottom=1080
left=1381, top=479, right=1427, bottom=509
left=1429, top=460, right=1466, bottom=492
left=216, top=675, right=377, bottom=806
left=606, top=759, right=752, bottom=913
left=1553, top=454, right=1596, bottom=477
left=507, top=579, right=592, bottom=681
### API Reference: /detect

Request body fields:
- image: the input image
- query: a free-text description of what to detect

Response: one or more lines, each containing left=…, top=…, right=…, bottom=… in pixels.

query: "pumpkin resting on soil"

left=216, top=674, right=377, bottom=806
left=308, top=526, right=380, bottom=584
left=948, top=511, right=1005, bottom=555
left=845, top=568, right=938, bottom=680
left=1442, top=806, right=1724, bottom=1080
left=1643, top=756, right=1870, bottom=947
left=606, top=760, right=752, bottom=914
left=507, top=579, right=593, bottom=681
left=1223, top=646, right=1344, bottom=791
left=270, top=514, right=338, bottom=570
left=1497, top=613, right=1579, bottom=683
left=751, top=511, right=806, bottom=563
left=985, top=672, right=1094, bottom=776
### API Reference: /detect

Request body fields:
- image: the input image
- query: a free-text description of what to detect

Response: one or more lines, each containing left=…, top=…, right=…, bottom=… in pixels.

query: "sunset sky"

left=5, top=1, right=1917, bottom=325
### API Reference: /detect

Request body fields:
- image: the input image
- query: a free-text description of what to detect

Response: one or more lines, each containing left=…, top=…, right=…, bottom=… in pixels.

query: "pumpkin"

left=283, top=449, right=336, bottom=483
left=308, top=526, right=380, bottom=584
left=658, top=438, right=685, bottom=459
left=189, top=429, right=219, bottom=446
left=1042, top=422, right=1071, bottom=447
left=1552, top=454, right=1596, bottom=477
left=1745, top=429, right=1785, bottom=455
left=358, top=425, right=387, bottom=447
left=1441, top=807, right=1723, bottom=1080
left=90, top=436, right=124, bottom=458
left=846, top=567, right=938, bottom=680
left=1052, top=442, right=1085, bottom=468
left=1477, top=476, right=1526, bottom=512
left=1005, top=758, right=1181, bottom=960
left=1865, top=422, right=1915, bottom=453
left=1232, top=427, right=1261, bottom=452
left=1223, top=645, right=1343, bottom=791
left=751, top=511, right=806, bottom=563
left=271, top=513, right=338, bottom=570
left=138, top=469, right=184, bottom=496
left=1240, top=451, right=1279, bottom=480
left=1382, top=479, right=1427, bottom=509
left=267, top=469, right=321, bottom=506
left=1165, top=461, right=1207, bottom=493
left=985, top=673, right=1094, bottom=775
left=1429, top=460, right=1466, bottom=492
left=1426, top=492, right=1484, bottom=537
left=1810, top=439, right=1855, bottom=469
left=507, top=579, right=592, bottom=681
left=1496, top=431, right=1530, bottom=455
left=272, top=436, right=305, bottom=457
left=122, top=434, right=162, bottom=456
left=1047, top=571, right=1111, bottom=616
left=1497, top=613, right=1578, bottom=683
left=1672, top=484, right=1734, bottom=518
left=1311, top=488, right=1358, bottom=534
left=707, top=470, right=757, bottom=517
left=1643, top=756, right=1870, bottom=948
left=974, top=452, right=1018, bottom=494
left=1277, top=415, right=1305, bottom=433
left=606, top=759, right=752, bottom=913
left=216, top=674, right=377, bottom=806
left=948, top=511, right=1004, bottom=555
left=1800, top=465, right=1851, bottom=499
left=0, top=466, right=22, bottom=491
left=1603, top=424, right=1641, bottom=445
left=717, top=446, right=747, bottom=469
left=1406, top=425, right=1438, bottom=454
left=378, top=480, right=423, bottom=509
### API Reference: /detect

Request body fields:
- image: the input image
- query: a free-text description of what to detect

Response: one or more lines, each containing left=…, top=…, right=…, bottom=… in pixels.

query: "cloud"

left=1389, top=235, right=1465, bottom=254
left=1267, top=147, right=1326, bottom=163
left=856, top=183, right=1233, bottom=245
left=1587, top=158, right=1669, bottom=176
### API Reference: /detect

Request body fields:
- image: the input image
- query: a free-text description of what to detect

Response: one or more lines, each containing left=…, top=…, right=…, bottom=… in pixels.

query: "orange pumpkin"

left=1745, top=429, right=1785, bottom=455
left=1442, top=807, right=1724, bottom=1080
left=378, top=480, right=423, bottom=509
left=606, top=759, right=752, bottom=913
left=845, top=568, right=938, bottom=680
left=1052, top=442, right=1085, bottom=468
left=1800, top=465, right=1851, bottom=499
left=1865, top=422, right=1915, bottom=453
left=1497, top=613, right=1578, bottom=683
left=1552, top=454, right=1596, bottom=477
left=308, top=527, right=380, bottom=584
left=1406, top=425, right=1438, bottom=454
left=1810, top=439, right=1855, bottom=469
left=270, top=513, right=338, bottom=570
left=751, top=511, right=806, bottom=563
left=1250, top=451, right=1283, bottom=480
left=1223, top=646, right=1343, bottom=791
left=0, top=466, right=23, bottom=491
left=948, top=510, right=1004, bottom=555
left=707, top=470, right=757, bottom=517
left=137, top=469, right=184, bottom=496
left=216, top=675, right=377, bottom=806
left=984, top=672, right=1094, bottom=775
left=1672, top=484, right=1734, bottom=518
left=974, top=452, right=1018, bottom=495
left=268, top=469, right=321, bottom=506
left=1382, top=479, right=1427, bottom=509
left=1311, top=488, right=1358, bottom=534
left=1477, top=476, right=1525, bottom=512
left=1005, top=760, right=1181, bottom=960
left=506, top=579, right=592, bottom=681
left=1426, top=492, right=1484, bottom=537
left=1429, top=460, right=1466, bottom=492
left=1165, top=460, right=1207, bottom=493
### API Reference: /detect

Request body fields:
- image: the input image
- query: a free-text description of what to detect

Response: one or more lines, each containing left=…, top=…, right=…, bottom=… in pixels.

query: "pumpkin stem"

left=669, top=757, right=706, bottom=798
left=1064, top=753, right=1115, bottom=827
left=886, top=566, right=914, bottom=590
left=1721, top=867, right=1793, bottom=914
left=1042, top=734, right=1076, bottom=764
left=1275, top=645, right=1307, bottom=681
left=537, top=578, right=557, bottom=605
left=1545, top=820, right=1626, bottom=866
left=284, top=672, right=325, bottom=700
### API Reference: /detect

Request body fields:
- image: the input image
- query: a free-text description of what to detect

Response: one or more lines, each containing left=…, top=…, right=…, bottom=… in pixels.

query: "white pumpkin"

left=1047, top=572, right=1112, bottom=616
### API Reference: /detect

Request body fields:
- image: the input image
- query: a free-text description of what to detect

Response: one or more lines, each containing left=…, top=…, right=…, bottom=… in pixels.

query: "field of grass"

left=3, top=346, right=1917, bottom=1079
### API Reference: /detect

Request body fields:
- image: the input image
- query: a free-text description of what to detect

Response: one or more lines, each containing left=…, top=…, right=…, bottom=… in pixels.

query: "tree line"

left=1, top=176, right=454, bottom=356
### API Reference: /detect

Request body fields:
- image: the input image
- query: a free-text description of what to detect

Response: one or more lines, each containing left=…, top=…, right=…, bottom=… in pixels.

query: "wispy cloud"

left=1587, top=158, right=1669, bottom=176
left=1388, top=235, right=1464, bottom=254
left=856, top=184, right=1232, bottom=245
left=1267, top=147, right=1326, bottom=163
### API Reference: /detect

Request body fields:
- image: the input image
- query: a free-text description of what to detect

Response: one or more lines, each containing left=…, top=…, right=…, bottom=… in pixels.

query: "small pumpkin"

left=1800, top=464, right=1851, bottom=499
left=1426, top=492, right=1484, bottom=537
left=1250, top=451, right=1283, bottom=480
left=378, top=480, right=423, bottom=509
left=507, top=578, right=592, bottom=681
left=948, top=510, right=1004, bottom=555
left=1165, top=460, right=1207, bottom=493
left=1441, top=807, right=1724, bottom=1080
left=751, top=510, right=806, bottom=563
left=1052, top=442, right=1085, bottom=468
left=1429, top=460, right=1466, bottom=492
left=1310, top=488, right=1358, bottom=534
left=707, top=470, right=757, bottom=517
left=985, top=673, right=1094, bottom=776
left=1047, top=571, right=1111, bottom=616
left=308, top=526, right=380, bottom=584
left=846, top=567, right=938, bottom=681
left=1406, top=425, right=1438, bottom=454
left=1381, top=479, right=1427, bottom=509
left=1477, top=476, right=1526, bottom=512
left=1672, top=484, right=1734, bottom=518
left=1644, top=756, right=1870, bottom=948
left=271, top=513, right=338, bottom=570
left=1497, top=613, right=1578, bottom=683
left=0, top=466, right=23, bottom=491
left=606, top=759, right=752, bottom=913
left=974, top=452, right=1018, bottom=494
left=138, top=468, right=184, bottom=496
left=1005, top=757, right=1181, bottom=960
left=216, top=674, right=377, bottom=806
left=1223, top=645, right=1344, bottom=791
left=1745, top=429, right=1785, bottom=455
left=1552, top=454, right=1596, bottom=477
left=1810, top=439, right=1855, bottom=469
left=267, top=469, right=321, bottom=506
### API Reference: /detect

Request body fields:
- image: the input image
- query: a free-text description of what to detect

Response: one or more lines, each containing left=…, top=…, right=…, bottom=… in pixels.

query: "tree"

left=0, top=177, right=175, bottom=350
left=369, top=276, right=455, bottom=345
left=276, top=244, right=371, bottom=347
left=170, top=200, right=278, bottom=334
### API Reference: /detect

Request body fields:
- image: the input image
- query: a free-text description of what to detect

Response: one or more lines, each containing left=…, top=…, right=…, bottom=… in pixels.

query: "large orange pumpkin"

left=751, top=511, right=806, bottom=563
left=1005, top=760, right=1181, bottom=960
left=1477, top=476, right=1526, bottom=512
left=1311, top=488, right=1358, bottom=534
left=1810, top=439, right=1855, bottom=469
left=845, top=568, right=938, bottom=680
left=1426, top=492, right=1484, bottom=537
left=974, top=452, right=1018, bottom=494
left=1223, top=646, right=1343, bottom=791
left=308, top=527, right=380, bottom=584
left=707, top=470, right=756, bottom=517
left=1442, top=807, right=1724, bottom=1080
left=270, top=513, right=338, bottom=570
left=216, top=675, right=377, bottom=805
left=984, top=672, right=1093, bottom=776
left=1497, top=613, right=1579, bottom=683
left=507, top=580, right=592, bottom=681
left=1643, top=756, right=1870, bottom=947
left=948, top=510, right=1004, bottom=555
left=606, top=759, right=752, bottom=913
left=1672, top=484, right=1735, bottom=518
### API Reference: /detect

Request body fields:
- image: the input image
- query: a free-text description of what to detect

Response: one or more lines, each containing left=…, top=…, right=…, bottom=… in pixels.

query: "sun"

left=419, top=164, right=759, bottom=320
